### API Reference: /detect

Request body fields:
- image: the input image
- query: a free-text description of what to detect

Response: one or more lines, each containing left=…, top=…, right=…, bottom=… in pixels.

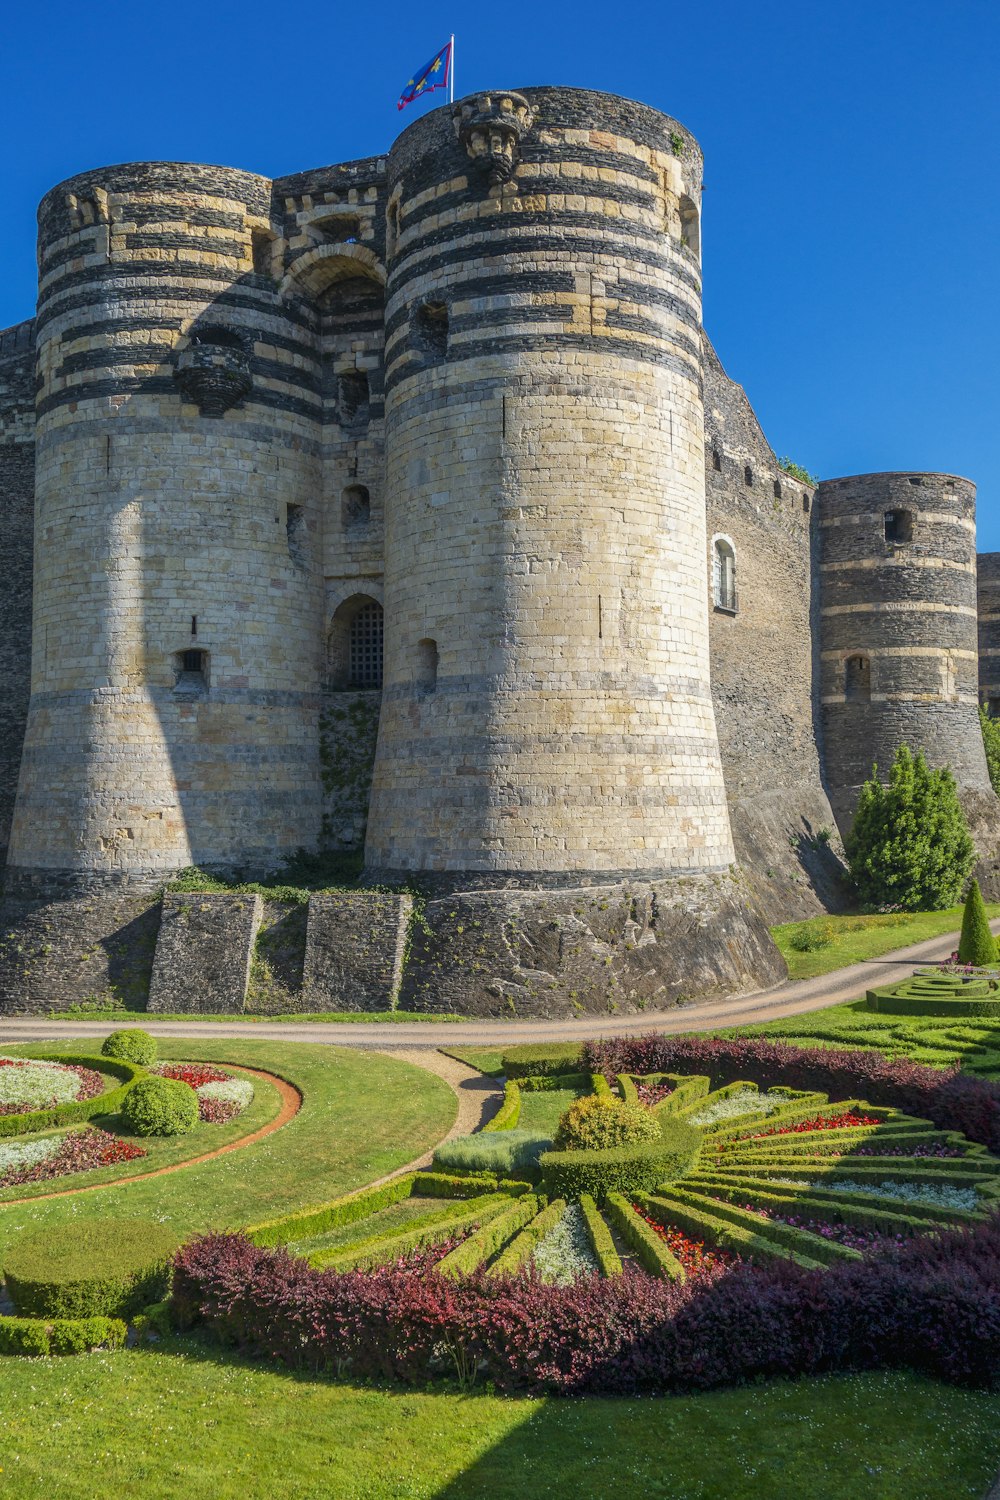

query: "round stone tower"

left=818, top=471, right=991, bottom=820
left=6, top=162, right=325, bottom=892
left=366, top=86, right=736, bottom=883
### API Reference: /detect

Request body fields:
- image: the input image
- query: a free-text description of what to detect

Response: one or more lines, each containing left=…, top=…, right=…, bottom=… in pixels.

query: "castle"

left=1, top=85, right=998, bottom=1017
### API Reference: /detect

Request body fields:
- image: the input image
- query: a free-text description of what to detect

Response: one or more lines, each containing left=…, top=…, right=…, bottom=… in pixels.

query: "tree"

left=980, top=704, right=1000, bottom=795
left=957, top=877, right=996, bottom=965
left=846, top=746, right=976, bottom=911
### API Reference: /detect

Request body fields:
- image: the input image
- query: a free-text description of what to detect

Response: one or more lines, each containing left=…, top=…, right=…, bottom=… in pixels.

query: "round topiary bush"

left=101, top=1028, right=157, bottom=1067
left=121, top=1075, right=198, bottom=1137
left=554, top=1093, right=661, bottom=1152
left=3, top=1219, right=179, bottom=1318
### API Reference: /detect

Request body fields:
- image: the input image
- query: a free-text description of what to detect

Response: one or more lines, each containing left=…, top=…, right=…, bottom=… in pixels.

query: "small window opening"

left=773, top=479, right=782, bottom=499
left=342, top=485, right=370, bottom=529
left=286, top=503, right=306, bottom=564
left=386, top=198, right=402, bottom=260
left=349, top=601, right=383, bottom=689
left=679, top=194, right=701, bottom=259
left=415, top=638, right=438, bottom=692
left=802, top=494, right=811, bottom=514
left=337, top=371, right=370, bottom=430
left=413, top=301, right=448, bottom=360
left=713, top=539, right=737, bottom=613
left=712, top=448, right=722, bottom=472
left=190, top=324, right=245, bottom=350
left=313, top=214, right=362, bottom=245
left=845, top=654, right=871, bottom=702
left=908, top=476, right=924, bottom=485
left=251, top=230, right=274, bottom=277
left=191, top=615, right=197, bottom=637
left=744, top=465, right=754, bottom=488
left=175, top=648, right=208, bottom=692
left=884, top=509, right=913, bottom=544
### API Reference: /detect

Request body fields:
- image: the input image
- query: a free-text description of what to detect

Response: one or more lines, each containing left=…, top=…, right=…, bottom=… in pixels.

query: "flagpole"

left=449, top=34, right=455, bottom=103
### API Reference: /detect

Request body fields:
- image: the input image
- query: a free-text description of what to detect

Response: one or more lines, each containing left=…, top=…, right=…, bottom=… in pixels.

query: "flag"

left=397, top=40, right=452, bottom=111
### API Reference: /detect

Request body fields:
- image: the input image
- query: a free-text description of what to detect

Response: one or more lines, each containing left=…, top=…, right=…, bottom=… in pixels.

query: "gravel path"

left=0, top=919, right=994, bottom=1051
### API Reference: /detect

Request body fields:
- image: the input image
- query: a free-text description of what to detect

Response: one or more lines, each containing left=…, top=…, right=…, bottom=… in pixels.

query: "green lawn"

left=516, top=1087, right=583, bottom=1134
left=773, top=905, right=1000, bottom=980
left=0, top=1038, right=456, bottom=1259
left=0, top=1342, right=996, bottom=1500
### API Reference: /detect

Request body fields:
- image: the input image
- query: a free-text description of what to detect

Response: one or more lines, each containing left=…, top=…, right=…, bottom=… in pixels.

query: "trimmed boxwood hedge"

left=578, top=1193, right=622, bottom=1276
left=867, top=970, right=1000, bottom=1018
left=489, top=1198, right=567, bottom=1277
left=638, top=1191, right=831, bottom=1270
left=501, top=1046, right=583, bottom=1079
left=0, top=1313, right=127, bottom=1356
left=604, top=1192, right=685, bottom=1281
left=0, top=1053, right=145, bottom=1140
left=3, top=1219, right=179, bottom=1318
left=437, top=1194, right=540, bottom=1279
left=245, top=1174, right=419, bottom=1248
left=316, top=1193, right=520, bottom=1272
left=540, top=1117, right=701, bottom=1199
left=121, top=1074, right=199, bottom=1136
left=483, top=1080, right=521, bottom=1132
left=101, top=1028, right=158, bottom=1066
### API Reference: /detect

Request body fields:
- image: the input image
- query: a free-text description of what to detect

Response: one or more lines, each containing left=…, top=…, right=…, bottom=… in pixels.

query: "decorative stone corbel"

left=174, top=329, right=253, bottom=417
left=452, top=92, right=534, bottom=189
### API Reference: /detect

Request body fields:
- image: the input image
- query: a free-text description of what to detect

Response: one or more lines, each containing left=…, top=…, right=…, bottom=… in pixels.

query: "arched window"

left=327, top=595, right=383, bottom=690
left=744, top=465, right=754, bottom=488
left=415, top=638, right=438, bottom=691
left=845, top=655, right=871, bottom=702
left=341, top=485, right=370, bottom=530
left=679, top=195, right=701, bottom=259
left=713, top=538, right=737, bottom=613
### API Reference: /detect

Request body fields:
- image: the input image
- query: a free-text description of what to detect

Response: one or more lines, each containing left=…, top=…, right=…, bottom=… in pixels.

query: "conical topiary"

left=957, top=878, right=996, bottom=966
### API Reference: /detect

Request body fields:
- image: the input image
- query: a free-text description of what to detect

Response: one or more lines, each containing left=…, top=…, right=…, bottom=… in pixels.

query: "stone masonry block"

left=303, top=890, right=411, bottom=1011
left=147, top=891, right=262, bottom=1013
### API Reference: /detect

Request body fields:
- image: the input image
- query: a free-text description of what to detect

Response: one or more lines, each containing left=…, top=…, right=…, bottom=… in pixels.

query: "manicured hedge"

left=313, top=1193, right=524, bottom=1272
left=0, top=1314, right=127, bottom=1356
left=171, top=1213, right=1000, bottom=1393
left=0, top=1054, right=145, bottom=1140
left=655, top=1187, right=861, bottom=1265
left=489, top=1198, right=566, bottom=1277
left=583, top=1034, right=1000, bottom=1154
left=483, top=1081, right=521, bottom=1132
left=637, top=1192, right=831, bottom=1270
left=689, top=1174, right=980, bottom=1232
left=434, top=1195, right=540, bottom=1279
left=517, top=1072, right=591, bottom=1093
left=245, top=1174, right=419, bottom=1248
left=578, top=1193, right=622, bottom=1277
left=122, top=1075, right=199, bottom=1136
left=604, top=1192, right=685, bottom=1281
left=501, top=1046, right=583, bottom=1079
left=415, top=1171, right=501, bottom=1198
left=540, top=1117, right=701, bottom=1200
left=4, top=1219, right=178, bottom=1318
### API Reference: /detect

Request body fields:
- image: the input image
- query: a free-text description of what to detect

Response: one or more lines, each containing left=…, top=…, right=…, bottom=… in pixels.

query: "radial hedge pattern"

left=252, top=1071, right=1000, bottom=1282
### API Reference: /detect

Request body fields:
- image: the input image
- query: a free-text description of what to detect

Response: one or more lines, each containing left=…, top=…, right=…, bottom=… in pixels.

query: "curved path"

left=0, top=1065, right=301, bottom=1206
left=0, top=920, right=994, bottom=1051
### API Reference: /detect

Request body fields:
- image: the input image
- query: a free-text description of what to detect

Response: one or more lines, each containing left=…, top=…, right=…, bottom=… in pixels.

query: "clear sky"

left=2, top=0, right=997, bottom=540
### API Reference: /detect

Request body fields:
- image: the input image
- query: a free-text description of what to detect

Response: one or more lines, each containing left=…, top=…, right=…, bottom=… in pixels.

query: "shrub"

left=578, top=1193, right=622, bottom=1276
left=958, top=878, right=997, bottom=966
left=605, top=1192, right=685, bottom=1280
left=581, top=1034, right=1000, bottom=1155
left=437, top=1196, right=540, bottom=1278
left=540, top=1118, right=701, bottom=1200
left=172, top=1214, right=1000, bottom=1393
left=101, top=1028, right=157, bottom=1067
left=846, top=746, right=975, bottom=911
left=554, top=1093, right=660, bottom=1152
left=433, top=1129, right=552, bottom=1177
left=4, top=1219, right=178, bottom=1318
left=0, top=1314, right=127, bottom=1356
left=501, top=1046, right=583, bottom=1079
left=484, top=1080, right=521, bottom=1132
left=121, top=1075, right=199, bottom=1137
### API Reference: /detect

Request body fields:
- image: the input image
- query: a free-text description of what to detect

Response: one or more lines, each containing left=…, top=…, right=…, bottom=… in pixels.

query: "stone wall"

left=0, top=893, right=160, bottom=1013
left=978, top=552, right=1000, bottom=711
left=319, top=690, right=381, bottom=848
left=704, top=341, right=846, bottom=919
left=147, top=892, right=261, bottom=1012
left=302, top=890, right=410, bottom=1010
left=0, top=321, right=35, bottom=871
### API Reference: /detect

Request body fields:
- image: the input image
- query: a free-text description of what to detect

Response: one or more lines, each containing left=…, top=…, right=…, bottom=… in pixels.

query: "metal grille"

left=349, top=602, right=383, bottom=689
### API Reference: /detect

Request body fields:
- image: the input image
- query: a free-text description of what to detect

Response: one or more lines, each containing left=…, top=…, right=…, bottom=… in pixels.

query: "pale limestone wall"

left=7, top=163, right=326, bottom=890
left=366, top=88, right=735, bottom=879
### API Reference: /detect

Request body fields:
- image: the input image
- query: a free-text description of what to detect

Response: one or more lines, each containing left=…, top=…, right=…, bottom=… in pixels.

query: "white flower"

left=196, top=1078, right=255, bottom=1110
left=0, top=1057, right=83, bottom=1112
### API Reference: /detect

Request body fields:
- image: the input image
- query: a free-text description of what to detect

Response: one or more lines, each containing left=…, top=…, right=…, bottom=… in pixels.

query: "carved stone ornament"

left=452, top=92, right=534, bottom=188
left=174, top=339, right=253, bottom=417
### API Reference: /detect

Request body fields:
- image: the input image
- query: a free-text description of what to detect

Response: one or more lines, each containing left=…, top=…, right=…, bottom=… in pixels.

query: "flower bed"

left=152, top=1064, right=254, bottom=1125
left=0, top=1127, right=146, bottom=1189
left=531, top=1203, right=600, bottom=1284
left=635, top=1081, right=674, bottom=1108
left=806, top=1178, right=981, bottom=1214
left=735, top=1203, right=905, bottom=1253
left=689, top=1088, right=793, bottom=1127
left=748, top=1110, right=883, bottom=1139
left=0, top=1058, right=105, bottom=1117
left=632, top=1206, right=738, bottom=1277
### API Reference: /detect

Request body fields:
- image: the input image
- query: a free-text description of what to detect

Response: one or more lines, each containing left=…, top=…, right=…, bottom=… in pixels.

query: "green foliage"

left=778, top=456, right=819, bottom=485
left=0, top=1053, right=144, bottom=1140
left=500, top=1045, right=583, bottom=1078
left=539, top=1118, right=701, bottom=1200
left=958, top=878, right=997, bottom=965
left=121, top=1075, right=199, bottom=1137
left=981, top=704, right=1000, bottom=794
left=245, top=1173, right=418, bottom=1248
left=3, top=1219, right=178, bottom=1318
left=487, top=1198, right=567, bottom=1277
left=787, top=920, right=835, bottom=953
left=0, top=1314, right=127, bottom=1356
left=101, top=1028, right=157, bottom=1066
left=315, top=1194, right=517, bottom=1271
left=433, top=1129, right=552, bottom=1177
left=604, top=1191, right=686, bottom=1280
left=638, top=1192, right=829, bottom=1269
left=553, top=1093, right=660, bottom=1152
left=846, top=747, right=976, bottom=911
left=578, top=1193, right=622, bottom=1276
left=436, top=1195, right=540, bottom=1278
left=483, top=1080, right=521, bottom=1132
left=867, top=967, right=1000, bottom=1017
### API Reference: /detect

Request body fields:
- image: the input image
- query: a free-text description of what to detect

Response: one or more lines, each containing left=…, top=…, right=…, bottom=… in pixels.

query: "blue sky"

left=2, top=0, right=998, bottom=541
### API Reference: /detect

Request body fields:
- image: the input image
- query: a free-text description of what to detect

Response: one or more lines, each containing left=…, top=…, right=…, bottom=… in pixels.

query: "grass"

left=288, top=1195, right=448, bottom=1259
left=773, top=905, right=1000, bottom=981
left=516, top=1088, right=583, bottom=1134
left=0, top=1038, right=456, bottom=1261
left=0, top=1345, right=996, bottom=1499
